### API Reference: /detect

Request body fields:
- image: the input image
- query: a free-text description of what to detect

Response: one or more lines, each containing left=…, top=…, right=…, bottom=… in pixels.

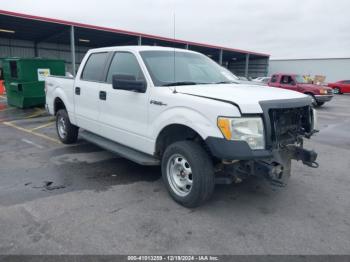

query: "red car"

left=268, top=73, right=333, bottom=107
left=328, top=80, right=350, bottom=94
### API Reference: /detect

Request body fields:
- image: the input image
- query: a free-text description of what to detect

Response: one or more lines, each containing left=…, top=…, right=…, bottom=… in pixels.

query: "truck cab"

left=268, top=73, right=333, bottom=107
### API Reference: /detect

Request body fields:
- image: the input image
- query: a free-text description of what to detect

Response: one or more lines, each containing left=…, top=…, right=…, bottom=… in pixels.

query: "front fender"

left=151, top=106, right=224, bottom=141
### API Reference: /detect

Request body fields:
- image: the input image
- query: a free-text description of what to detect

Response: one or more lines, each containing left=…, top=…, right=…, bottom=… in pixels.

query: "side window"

left=343, top=80, right=350, bottom=84
left=270, top=75, right=277, bottom=83
left=106, top=52, right=145, bottom=84
left=81, top=52, right=109, bottom=81
left=280, top=75, right=293, bottom=84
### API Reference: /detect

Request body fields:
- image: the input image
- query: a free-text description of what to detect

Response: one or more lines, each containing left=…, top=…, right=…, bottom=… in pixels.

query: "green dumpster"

left=2, top=58, right=65, bottom=108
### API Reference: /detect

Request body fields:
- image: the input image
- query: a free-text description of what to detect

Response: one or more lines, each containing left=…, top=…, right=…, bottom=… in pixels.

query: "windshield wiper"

left=162, top=81, right=199, bottom=87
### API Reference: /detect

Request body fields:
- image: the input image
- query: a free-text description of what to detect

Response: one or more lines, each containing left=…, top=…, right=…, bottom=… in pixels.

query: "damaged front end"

left=214, top=98, right=319, bottom=187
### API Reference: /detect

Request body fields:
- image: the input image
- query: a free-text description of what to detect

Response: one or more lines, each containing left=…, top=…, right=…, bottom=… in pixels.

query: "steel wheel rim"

left=166, top=154, right=193, bottom=197
left=57, top=116, right=67, bottom=139
left=334, top=88, right=339, bottom=94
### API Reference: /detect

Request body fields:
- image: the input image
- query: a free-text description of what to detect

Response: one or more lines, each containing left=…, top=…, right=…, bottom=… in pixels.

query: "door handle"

left=75, top=87, right=81, bottom=95
left=99, top=91, right=107, bottom=100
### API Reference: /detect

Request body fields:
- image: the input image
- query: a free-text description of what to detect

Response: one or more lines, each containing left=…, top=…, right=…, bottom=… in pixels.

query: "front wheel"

left=56, top=109, right=79, bottom=144
left=161, top=141, right=215, bottom=208
left=307, top=94, right=317, bottom=107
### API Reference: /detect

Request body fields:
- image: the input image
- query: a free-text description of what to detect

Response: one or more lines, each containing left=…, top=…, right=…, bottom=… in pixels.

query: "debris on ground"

left=32, top=181, right=66, bottom=191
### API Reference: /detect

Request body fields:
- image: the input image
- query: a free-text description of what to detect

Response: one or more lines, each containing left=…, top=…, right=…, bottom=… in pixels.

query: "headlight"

left=217, top=117, right=265, bottom=150
left=320, top=89, right=328, bottom=95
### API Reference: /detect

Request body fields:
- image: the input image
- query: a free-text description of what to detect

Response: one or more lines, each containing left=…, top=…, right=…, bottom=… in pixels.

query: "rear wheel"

left=56, top=109, right=79, bottom=144
left=333, top=87, right=342, bottom=94
left=161, top=141, right=215, bottom=208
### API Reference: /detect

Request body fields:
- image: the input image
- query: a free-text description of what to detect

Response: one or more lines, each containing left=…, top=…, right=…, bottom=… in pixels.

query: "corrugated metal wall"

left=228, top=58, right=269, bottom=78
left=0, top=38, right=35, bottom=57
left=269, top=58, right=350, bottom=83
left=1, top=37, right=270, bottom=77
left=0, top=37, right=89, bottom=73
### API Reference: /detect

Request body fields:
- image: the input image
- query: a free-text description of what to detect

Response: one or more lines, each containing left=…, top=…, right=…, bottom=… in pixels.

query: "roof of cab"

left=88, top=45, right=196, bottom=53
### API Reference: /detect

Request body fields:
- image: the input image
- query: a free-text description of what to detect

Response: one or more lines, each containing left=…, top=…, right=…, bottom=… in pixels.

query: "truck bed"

left=45, top=75, right=75, bottom=116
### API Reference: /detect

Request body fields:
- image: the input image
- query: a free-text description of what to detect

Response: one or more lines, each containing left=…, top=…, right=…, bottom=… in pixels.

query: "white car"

left=45, top=46, right=318, bottom=207
left=253, top=77, right=271, bottom=85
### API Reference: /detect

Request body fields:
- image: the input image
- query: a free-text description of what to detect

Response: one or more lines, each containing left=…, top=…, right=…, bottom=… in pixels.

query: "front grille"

left=269, top=106, right=312, bottom=146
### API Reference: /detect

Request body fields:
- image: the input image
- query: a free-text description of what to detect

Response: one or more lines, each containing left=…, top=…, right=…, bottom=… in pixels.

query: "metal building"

left=0, top=10, right=269, bottom=78
left=269, top=58, right=350, bottom=83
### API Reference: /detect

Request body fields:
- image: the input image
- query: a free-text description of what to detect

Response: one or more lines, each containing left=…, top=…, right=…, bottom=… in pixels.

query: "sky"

left=1, top=0, right=350, bottom=59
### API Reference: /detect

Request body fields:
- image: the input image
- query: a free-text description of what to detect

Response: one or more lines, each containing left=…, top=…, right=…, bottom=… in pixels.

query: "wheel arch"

left=54, top=97, right=66, bottom=115
left=304, top=91, right=315, bottom=96
left=155, top=124, right=211, bottom=158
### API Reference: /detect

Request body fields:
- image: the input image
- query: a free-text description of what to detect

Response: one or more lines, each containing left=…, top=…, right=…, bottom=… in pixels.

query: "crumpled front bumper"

left=211, top=141, right=319, bottom=187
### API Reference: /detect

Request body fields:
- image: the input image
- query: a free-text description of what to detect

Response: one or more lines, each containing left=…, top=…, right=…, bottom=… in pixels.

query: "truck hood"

left=175, top=84, right=308, bottom=114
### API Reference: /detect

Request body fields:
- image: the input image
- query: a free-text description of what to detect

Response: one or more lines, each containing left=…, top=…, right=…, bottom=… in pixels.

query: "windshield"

left=295, top=75, right=308, bottom=84
left=140, top=50, right=239, bottom=86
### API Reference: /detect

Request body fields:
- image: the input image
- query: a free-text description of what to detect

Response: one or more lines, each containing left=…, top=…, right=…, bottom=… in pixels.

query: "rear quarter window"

left=81, top=52, right=109, bottom=82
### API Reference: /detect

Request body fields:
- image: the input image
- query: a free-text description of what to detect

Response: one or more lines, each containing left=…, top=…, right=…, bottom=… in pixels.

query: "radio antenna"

left=172, top=11, right=177, bottom=93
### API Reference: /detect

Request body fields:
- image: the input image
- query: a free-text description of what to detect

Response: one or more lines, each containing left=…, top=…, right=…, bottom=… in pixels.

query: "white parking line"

left=21, top=138, right=44, bottom=149
left=30, top=121, right=55, bottom=131
left=3, top=121, right=60, bottom=144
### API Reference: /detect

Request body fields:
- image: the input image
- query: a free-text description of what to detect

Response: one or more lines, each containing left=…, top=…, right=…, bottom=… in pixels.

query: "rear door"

left=74, top=52, right=109, bottom=133
left=98, top=51, right=152, bottom=154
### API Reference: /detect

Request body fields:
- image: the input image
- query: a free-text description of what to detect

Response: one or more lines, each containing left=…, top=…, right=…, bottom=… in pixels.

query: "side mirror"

left=112, top=74, right=146, bottom=93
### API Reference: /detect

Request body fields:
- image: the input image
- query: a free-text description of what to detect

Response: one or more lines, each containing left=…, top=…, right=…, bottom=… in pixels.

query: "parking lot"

left=0, top=94, right=349, bottom=255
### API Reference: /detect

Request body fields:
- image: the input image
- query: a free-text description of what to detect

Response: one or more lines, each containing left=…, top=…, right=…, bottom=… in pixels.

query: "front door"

left=279, top=75, right=298, bottom=91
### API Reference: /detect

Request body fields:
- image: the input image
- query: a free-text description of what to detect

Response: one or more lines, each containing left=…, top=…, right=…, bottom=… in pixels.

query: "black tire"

left=334, top=87, right=342, bottom=95
left=306, top=93, right=317, bottom=107
left=316, top=102, right=325, bottom=107
left=161, top=141, right=215, bottom=208
left=56, top=109, right=79, bottom=144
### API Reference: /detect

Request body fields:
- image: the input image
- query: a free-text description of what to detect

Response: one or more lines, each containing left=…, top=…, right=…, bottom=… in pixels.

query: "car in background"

left=219, top=68, right=265, bottom=86
left=253, top=77, right=271, bottom=85
left=328, top=80, right=350, bottom=94
left=268, top=73, right=333, bottom=107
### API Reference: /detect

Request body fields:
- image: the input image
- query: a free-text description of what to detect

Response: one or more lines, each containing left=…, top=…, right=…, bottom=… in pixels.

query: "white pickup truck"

left=45, top=46, right=318, bottom=207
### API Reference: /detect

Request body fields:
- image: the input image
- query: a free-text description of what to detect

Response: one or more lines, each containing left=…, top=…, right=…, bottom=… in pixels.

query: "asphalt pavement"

left=0, top=94, right=349, bottom=255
